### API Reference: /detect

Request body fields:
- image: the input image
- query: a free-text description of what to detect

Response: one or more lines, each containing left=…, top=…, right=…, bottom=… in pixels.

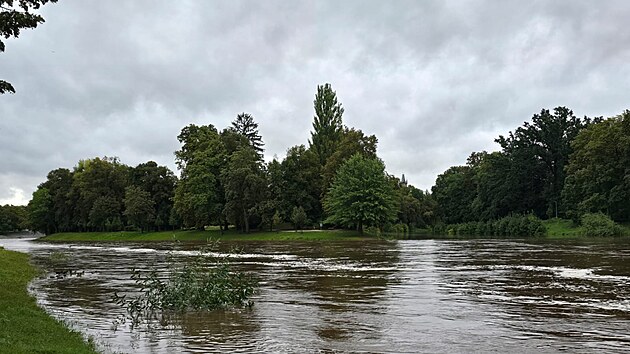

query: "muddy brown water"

left=1, top=236, right=630, bottom=353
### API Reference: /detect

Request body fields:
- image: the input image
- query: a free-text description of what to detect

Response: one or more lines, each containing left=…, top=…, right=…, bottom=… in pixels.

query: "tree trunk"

left=358, top=220, right=363, bottom=235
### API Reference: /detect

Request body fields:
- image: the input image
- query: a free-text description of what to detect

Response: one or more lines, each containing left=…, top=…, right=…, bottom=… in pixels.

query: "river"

left=1, top=236, right=629, bottom=353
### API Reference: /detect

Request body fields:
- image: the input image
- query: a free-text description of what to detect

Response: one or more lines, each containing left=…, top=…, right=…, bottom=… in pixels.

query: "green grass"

left=543, top=218, right=630, bottom=239
left=40, top=229, right=372, bottom=242
left=543, top=218, right=584, bottom=239
left=0, top=248, right=98, bottom=354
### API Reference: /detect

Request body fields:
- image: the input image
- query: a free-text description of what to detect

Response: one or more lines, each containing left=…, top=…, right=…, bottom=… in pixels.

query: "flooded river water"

left=1, top=236, right=630, bottom=353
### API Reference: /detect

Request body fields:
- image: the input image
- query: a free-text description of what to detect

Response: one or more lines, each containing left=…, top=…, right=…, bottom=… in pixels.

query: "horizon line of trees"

left=432, top=107, right=629, bottom=225
left=23, top=84, right=435, bottom=235
left=13, top=86, right=630, bottom=236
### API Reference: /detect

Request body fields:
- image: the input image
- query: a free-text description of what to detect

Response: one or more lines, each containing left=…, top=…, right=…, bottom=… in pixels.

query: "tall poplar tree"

left=309, top=83, right=344, bottom=166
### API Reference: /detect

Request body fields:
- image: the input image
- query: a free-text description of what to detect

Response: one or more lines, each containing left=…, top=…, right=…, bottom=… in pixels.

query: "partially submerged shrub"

left=581, top=213, right=623, bottom=237
left=114, top=246, right=256, bottom=326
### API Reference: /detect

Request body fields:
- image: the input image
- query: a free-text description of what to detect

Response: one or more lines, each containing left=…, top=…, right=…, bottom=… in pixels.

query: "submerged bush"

left=581, top=213, right=623, bottom=237
left=114, top=246, right=256, bottom=326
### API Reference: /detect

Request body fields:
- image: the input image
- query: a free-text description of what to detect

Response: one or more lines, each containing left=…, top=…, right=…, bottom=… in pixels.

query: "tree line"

left=17, top=86, right=630, bottom=236
left=24, top=84, right=434, bottom=235
left=432, top=107, right=629, bottom=226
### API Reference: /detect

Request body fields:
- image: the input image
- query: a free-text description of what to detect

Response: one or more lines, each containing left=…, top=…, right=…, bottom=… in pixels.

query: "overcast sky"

left=1, top=0, right=629, bottom=205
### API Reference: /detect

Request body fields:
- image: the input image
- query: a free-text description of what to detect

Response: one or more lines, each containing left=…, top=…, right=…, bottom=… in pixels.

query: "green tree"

left=124, top=185, right=155, bottom=232
left=131, top=161, right=177, bottom=231
left=309, top=83, right=344, bottom=166
left=89, top=196, right=120, bottom=231
left=496, top=107, right=594, bottom=218
left=28, top=187, right=53, bottom=234
left=324, top=154, right=396, bottom=234
left=291, top=206, right=307, bottom=232
left=322, top=127, right=378, bottom=196
left=563, top=111, right=630, bottom=222
left=221, top=147, right=267, bottom=233
left=0, top=204, right=28, bottom=233
left=231, top=112, right=264, bottom=158
left=174, top=124, right=225, bottom=230
left=279, top=145, right=322, bottom=223
left=432, top=165, right=478, bottom=224
left=72, top=157, right=129, bottom=231
left=39, top=168, right=74, bottom=232
left=1, top=0, right=58, bottom=93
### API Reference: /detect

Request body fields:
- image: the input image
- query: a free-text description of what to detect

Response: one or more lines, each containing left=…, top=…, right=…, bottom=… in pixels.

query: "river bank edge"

left=31, top=218, right=630, bottom=243
left=0, top=247, right=98, bottom=354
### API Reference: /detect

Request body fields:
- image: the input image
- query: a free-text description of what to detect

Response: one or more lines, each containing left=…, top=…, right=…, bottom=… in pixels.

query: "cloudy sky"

left=1, top=0, right=629, bottom=205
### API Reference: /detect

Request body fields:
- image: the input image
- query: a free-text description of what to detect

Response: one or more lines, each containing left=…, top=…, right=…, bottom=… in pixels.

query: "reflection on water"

left=1, top=236, right=630, bottom=353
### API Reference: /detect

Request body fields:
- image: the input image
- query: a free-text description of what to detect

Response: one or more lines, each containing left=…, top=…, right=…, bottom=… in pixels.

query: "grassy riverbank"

left=39, top=229, right=370, bottom=242
left=0, top=248, right=97, bottom=353
left=543, top=218, right=630, bottom=239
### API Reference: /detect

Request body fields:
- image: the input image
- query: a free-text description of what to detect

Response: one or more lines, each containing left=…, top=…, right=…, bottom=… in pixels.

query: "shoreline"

left=0, top=247, right=98, bottom=353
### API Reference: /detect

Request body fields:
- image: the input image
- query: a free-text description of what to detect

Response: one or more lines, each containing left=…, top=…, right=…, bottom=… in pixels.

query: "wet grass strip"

left=39, top=229, right=371, bottom=242
left=0, top=247, right=98, bottom=354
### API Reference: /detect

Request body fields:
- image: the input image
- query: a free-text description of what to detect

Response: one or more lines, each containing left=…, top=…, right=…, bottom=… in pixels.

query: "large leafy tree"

left=28, top=187, right=53, bottom=234
left=174, top=124, right=225, bottom=230
left=0, top=204, right=28, bottom=233
left=432, top=164, right=478, bottom=224
left=221, top=146, right=267, bottom=233
left=39, top=168, right=74, bottom=232
left=496, top=107, right=593, bottom=217
left=71, top=157, right=129, bottom=231
left=279, top=145, right=322, bottom=223
left=1, top=0, right=58, bottom=93
left=123, top=185, right=155, bottom=232
left=562, top=111, right=630, bottom=222
left=309, top=83, right=344, bottom=166
left=321, top=127, right=378, bottom=196
left=324, top=154, right=396, bottom=234
left=131, top=161, right=176, bottom=231
left=231, top=112, right=264, bottom=158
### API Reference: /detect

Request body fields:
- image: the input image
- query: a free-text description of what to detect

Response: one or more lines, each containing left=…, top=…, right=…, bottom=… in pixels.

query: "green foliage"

left=123, top=185, right=155, bottom=232
left=435, top=106, right=597, bottom=224
left=231, top=112, right=264, bottom=158
left=72, top=157, right=130, bottom=231
left=0, top=0, right=58, bottom=93
left=324, top=154, right=396, bottom=234
left=221, top=146, right=267, bottom=233
left=277, top=145, right=322, bottom=222
left=113, top=247, right=256, bottom=326
left=581, top=213, right=623, bottom=237
left=28, top=187, right=53, bottom=234
left=434, top=214, right=546, bottom=238
left=291, top=206, right=308, bottom=232
left=321, top=127, right=378, bottom=195
left=432, top=165, right=477, bottom=224
left=131, top=161, right=177, bottom=231
left=0, top=204, right=28, bottom=233
left=495, top=107, right=594, bottom=218
left=385, top=223, right=409, bottom=239
left=272, top=210, right=283, bottom=231
left=309, top=83, right=344, bottom=166
left=174, top=124, right=225, bottom=229
left=563, top=112, right=630, bottom=222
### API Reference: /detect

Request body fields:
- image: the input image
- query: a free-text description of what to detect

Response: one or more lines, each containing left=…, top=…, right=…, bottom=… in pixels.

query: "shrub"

left=434, top=214, right=545, bottom=238
left=581, top=213, right=623, bottom=237
left=114, top=245, right=256, bottom=327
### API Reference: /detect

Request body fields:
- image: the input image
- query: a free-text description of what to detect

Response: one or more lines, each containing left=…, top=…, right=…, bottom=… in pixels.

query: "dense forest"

left=5, top=85, right=629, bottom=236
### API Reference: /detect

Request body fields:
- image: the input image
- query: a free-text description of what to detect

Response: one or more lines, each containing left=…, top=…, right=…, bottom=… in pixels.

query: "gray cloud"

left=1, top=0, right=629, bottom=204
